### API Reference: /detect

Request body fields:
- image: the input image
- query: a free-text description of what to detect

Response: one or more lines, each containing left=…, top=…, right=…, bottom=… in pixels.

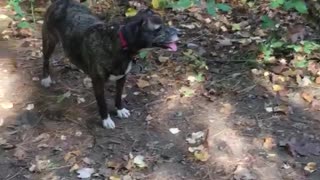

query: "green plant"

left=270, top=0, right=308, bottom=14
left=8, top=0, right=34, bottom=29
left=159, top=0, right=231, bottom=16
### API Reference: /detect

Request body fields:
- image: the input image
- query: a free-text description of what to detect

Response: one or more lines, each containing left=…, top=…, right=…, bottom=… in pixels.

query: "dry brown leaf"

left=14, top=148, right=27, bottom=160
left=263, top=137, right=276, bottom=150
left=301, top=92, right=314, bottom=103
left=287, top=24, right=305, bottom=43
left=70, top=163, right=80, bottom=172
left=64, top=150, right=81, bottom=164
left=311, top=100, right=320, bottom=111
left=137, top=79, right=150, bottom=88
left=316, top=77, right=320, bottom=84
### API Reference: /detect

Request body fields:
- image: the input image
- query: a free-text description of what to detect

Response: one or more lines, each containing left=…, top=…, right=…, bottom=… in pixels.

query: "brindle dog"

left=41, top=0, right=179, bottom=129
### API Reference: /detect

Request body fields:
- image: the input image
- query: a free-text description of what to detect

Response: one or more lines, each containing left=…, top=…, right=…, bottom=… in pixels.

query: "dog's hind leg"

left=92, top=77, right=115, bottom=129
left=115, top=76, right=130, bottom=118
left=41, top=29, right=57, bottom=88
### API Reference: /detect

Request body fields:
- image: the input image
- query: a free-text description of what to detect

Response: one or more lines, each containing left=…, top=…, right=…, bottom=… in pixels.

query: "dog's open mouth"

left=163, top=42, right=178, bottom=51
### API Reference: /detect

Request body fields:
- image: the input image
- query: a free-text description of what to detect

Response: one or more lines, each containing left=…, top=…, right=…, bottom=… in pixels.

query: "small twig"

left=48, top=165, right=71, bottom=171
left=6, top=168, right=23, bottom=180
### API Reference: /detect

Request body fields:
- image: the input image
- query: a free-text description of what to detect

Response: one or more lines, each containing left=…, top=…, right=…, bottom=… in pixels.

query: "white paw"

left=103, top=116, right=115, bottom=129
left=41, top=76, right=52, bottom=88
left=117, top=108, right=130, bottom=118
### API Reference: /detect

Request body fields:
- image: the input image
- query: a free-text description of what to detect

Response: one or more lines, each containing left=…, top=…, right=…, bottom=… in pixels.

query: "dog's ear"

left=143, top=15, right=162, bottom=31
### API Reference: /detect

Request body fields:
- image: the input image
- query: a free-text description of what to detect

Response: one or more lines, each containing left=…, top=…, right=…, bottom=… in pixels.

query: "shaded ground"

left=2, top=1, right=320, bottom=180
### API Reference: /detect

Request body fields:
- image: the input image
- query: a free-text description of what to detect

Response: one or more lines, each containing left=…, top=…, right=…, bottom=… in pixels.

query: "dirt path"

left=2, top=4, right=320, bottom=180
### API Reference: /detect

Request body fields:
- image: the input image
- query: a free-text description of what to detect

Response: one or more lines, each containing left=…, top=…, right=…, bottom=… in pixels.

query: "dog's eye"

left=154, top=25, right=162, bottom=32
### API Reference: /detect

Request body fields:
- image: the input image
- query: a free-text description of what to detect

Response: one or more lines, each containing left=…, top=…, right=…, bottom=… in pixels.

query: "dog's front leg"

left=92, top=77, right=115, bottom=129
left=115, top=76, right=130, bottom=118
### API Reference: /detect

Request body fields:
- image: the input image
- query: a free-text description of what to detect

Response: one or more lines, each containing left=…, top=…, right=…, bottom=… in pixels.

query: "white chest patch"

left=109, top=61, right=132, bottom=81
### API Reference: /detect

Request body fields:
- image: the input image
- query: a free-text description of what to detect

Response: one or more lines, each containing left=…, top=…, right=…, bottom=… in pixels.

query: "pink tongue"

left=167, top=43, right=177, bottom=51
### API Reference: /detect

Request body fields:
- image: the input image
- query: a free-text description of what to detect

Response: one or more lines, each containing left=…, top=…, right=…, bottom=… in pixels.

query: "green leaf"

left=294, top=0, right=308, bottom=14
left=195, top=73, right=205, bottom=82
left=270, top=0, right=285, bottom=8
left=283, top=0, right=295, bottom=10
left=206, top=0, right=216, bottom=16
left=138, top=49, right=149, bottom=59
left=179, top=86, right=195, bottom=97
left=232, top=23, right=241, bottom=31
left=17, top=21, right=30, bottom=29
left=216, top=3, right=231, bottom=12
left=171, top=0, right=193, bottom=10
left=270, top=41, right=284, bottom=48
left=294, top=59, right=308, bottom=68
left=261, top=15, right=276, bottom=29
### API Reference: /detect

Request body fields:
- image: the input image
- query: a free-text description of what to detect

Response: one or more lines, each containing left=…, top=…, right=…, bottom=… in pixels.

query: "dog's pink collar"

left=118, top=31, right=128, bottom=49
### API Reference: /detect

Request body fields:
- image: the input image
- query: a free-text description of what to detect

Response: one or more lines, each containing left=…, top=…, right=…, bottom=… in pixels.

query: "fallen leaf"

left=232, top=23, right=241, bottom=31
left=179, top=86, right=195, bottom=97
left=125, top=8, right=137, bottom=17
left=219, top=102, right=234, bottom=115
left=186, top=131, right=205, bottom=144
left=82, top=157, right=94, bottom=165
left=298, top=76, right=312, bottom=87
left=70, top=163, right=80, bottom=172
left=194, top=150, right=210, bottom=161
left=263, top=137, right=276, bottom=150
left=301, top=92, right=313, bottom=103
left=272, top=84, right=284, bottom=92
left=77, top=168, right=95, bottom=179
left=316, top=77, right=320, bottom=84
left=29, top=156, right=50, bottom=172
left=33, top=133, right=50, bottom=143
left=169, top=128, right=180, bottom=134
left=123, top=175, right=132, bottom=180
left=188, top=145, right=204, bottom=153
left=158, top=56, right=169, bottom=63
left=311, top=99, right=320, bottom=111
left=137, top=79, right=150, bottom=88
left=64, top=150, right=81, bottom=164
left=233, top=165, right=256, bottom=180
left=304, top=162, right=317, bottom=173
left=14, top=148, right=27, bottom=160
left=106, top=160, right=121, bottom=169
left=110, top=175, right=121, bottom=180
left=287, top=24, right=305, bottom=43
left=217, top=38, right=233, bottom=46
left=1, top=101, right=13, bottom=109
left=133, top=155, right=147, bottom=168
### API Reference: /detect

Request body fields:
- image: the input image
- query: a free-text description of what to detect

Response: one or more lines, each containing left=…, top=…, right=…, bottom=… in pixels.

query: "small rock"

left=26, top=104, right=34, bottom=110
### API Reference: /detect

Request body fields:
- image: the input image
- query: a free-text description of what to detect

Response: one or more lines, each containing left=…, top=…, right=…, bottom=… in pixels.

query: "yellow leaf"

left=304, top=162, right=317, bottom=173
left=301, top=92, right=313, bottom=103
left=152, top=0, right=160, bottom=9
left=110, top=175, right=121, bottom=180
left=137, top=79, right=150, bottom=88
left=272, top=84, right=284, bottom=92
left=194, top=150, right=210, bottom=162
left=125, top=8, right=137, bottom=17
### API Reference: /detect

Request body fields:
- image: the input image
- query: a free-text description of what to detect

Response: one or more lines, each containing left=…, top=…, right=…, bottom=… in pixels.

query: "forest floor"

left=1, top=1, right=320, bottom=179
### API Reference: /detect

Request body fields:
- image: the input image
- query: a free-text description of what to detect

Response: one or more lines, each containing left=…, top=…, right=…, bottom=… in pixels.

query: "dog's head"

left=122, top=9, right=179, bottom=51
